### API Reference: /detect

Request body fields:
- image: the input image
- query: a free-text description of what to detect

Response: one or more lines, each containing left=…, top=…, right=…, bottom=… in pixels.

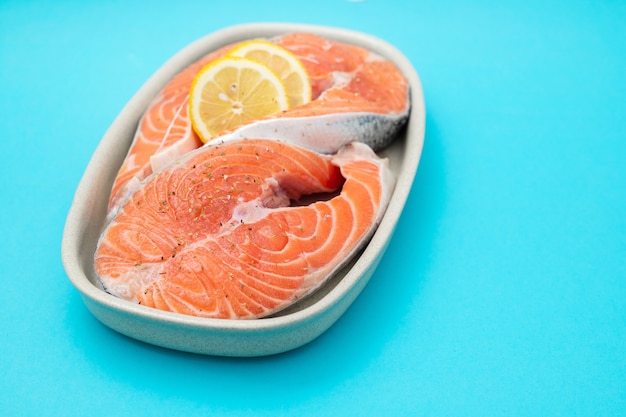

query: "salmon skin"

left=94, top=139, right=394, bottom=319
left=107, top=32, right=409, bottom=216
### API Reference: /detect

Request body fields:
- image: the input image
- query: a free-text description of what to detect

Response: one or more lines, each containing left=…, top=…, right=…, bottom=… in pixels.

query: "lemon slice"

left=189, top=56, right=289, bottom=142
left=228, top=39, right=312, bottom=109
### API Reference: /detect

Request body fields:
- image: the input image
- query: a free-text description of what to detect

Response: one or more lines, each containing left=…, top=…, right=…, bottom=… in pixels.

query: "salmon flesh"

left=95, top=32, right=409, bottom=319
left=95, top=140, right=394, bottom=319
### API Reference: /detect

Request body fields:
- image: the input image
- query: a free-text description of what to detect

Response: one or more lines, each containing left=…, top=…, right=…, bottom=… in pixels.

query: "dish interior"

left=62, top=23, right=424, bottom=355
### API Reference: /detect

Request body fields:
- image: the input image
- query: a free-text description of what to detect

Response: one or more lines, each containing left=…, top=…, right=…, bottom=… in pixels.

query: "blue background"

left=1, top=0, right=625, bottom=416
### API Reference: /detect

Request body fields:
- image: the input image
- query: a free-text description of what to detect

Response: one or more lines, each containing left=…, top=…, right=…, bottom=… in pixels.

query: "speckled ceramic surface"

left=61, top=22, right=425, bottom=356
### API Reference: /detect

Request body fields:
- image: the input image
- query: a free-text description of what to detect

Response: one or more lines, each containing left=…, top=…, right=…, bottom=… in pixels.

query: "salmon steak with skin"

left=107, top=32, right=409, bottom=216
left=94, top=139, right=395, bottom=319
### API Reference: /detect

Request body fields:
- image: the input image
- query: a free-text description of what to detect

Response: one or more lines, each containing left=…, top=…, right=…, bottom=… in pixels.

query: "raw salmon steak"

left=94, top=139, right=394, bottom=319
left=107, top=32, right=409, bottom=216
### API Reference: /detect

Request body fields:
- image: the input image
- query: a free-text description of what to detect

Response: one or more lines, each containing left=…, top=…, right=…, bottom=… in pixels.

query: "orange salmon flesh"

left=95, top=139, right=394, bottom=319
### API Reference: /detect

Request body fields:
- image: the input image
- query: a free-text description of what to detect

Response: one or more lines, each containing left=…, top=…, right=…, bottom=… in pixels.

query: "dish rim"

left=61, top=22, right=425, bottom=352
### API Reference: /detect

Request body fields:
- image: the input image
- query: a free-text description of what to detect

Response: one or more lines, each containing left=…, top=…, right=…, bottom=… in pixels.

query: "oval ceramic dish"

left=61, top=23, right=425, bottom=357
